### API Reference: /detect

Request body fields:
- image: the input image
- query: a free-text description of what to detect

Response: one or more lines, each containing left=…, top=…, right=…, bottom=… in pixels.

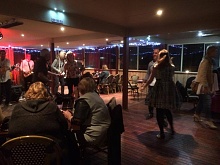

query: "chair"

left=130, top=75, right=139, bottom=85
left=117, top=74, right=123, bottom=92
left=100, top=74, right=114, bottom=94
left=113, top=74, right=120, bottom=93
left=185, top=77, right=199, bottom=109
left=1, top=135, right=62, bottom=165
left=74, top=97, right=124, bottom=165
left=128, top=81, right=139, bottom=100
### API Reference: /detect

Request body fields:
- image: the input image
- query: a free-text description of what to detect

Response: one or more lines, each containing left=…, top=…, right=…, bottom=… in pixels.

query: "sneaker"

left=156, top=133, right=165, bottom=139
left=204, top=120, right=217, bottom=129
left=146, top=114, right=153, bottom=120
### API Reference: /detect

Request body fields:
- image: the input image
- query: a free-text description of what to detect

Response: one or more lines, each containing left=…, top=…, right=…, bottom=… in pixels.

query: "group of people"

left=142, top=45, right=218, bottom=139
left=0, top=48, right=111, bottom=164
left=0, top=49, right=84, bottom=108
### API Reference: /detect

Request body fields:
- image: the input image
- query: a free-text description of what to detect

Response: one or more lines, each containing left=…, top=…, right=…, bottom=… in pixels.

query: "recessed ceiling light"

left=66, top=42, right=69, bottom=44
left=54, top=8, right=57, bottom=11
left=62, top=10, right=65, bottom=12
left=156, top=9, right=163, bottom=16
left=41, top=45, right=43, bottom=47
left=60, top=27, right=65, bottom=31
left=83, top=44, right=85, bottom=46
left=21, top=34, right=24, bottom=37
left=106, top=38, right=108, bottom=41
left=57, top=46, right=59, bottom=48
left=198, top=31, right=203, bottom=37
left=121, top=41, right=123, bottom=43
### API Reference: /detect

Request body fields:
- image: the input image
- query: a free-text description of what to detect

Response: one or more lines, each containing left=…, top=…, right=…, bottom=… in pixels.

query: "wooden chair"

left=99, top=74, right=114, bottom=94
left=185, top=77, right=199, bottom=109
left=130, top=75, right=139, bottom=85
left=1, top=135, right=62, bottom=165
left=112, top=74, right=120, bottom=93
left=128, top=81, right=139, bottom=100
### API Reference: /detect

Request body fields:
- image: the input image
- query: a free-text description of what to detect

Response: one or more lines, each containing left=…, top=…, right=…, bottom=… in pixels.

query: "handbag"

left=190, top=80, right=199, bottom=93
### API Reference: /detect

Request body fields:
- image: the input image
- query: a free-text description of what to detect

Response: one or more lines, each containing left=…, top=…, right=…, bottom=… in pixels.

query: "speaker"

left=11, top=85, right=22, bottom=102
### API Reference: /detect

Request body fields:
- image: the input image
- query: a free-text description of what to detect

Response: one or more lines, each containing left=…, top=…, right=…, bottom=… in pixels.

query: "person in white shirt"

left=0, top=50, right=11, bottom=107
left=20, top=54, right=34, bottom=91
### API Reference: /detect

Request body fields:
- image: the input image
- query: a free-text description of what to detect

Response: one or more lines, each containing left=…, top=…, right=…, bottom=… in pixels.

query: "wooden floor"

left=91, top=93, right=220, bottom=165
left=2, top=92, right=220, bottom=165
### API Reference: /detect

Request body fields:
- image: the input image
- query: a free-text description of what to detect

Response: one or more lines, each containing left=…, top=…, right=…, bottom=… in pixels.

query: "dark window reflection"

left=73, top=49, right=83, bottom=60
left=169, top=45, right=182, bottom=71
left=129, top=47, right=137, bottom=69
left=85, top=48, right=99, bottom=68
left=183, top=44, right=204, bottom=72
left=139, top=46, right=153, bottom=70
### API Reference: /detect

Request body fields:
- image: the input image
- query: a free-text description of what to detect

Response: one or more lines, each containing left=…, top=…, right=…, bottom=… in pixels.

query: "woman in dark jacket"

left=8, top=81, right=75, bottom=164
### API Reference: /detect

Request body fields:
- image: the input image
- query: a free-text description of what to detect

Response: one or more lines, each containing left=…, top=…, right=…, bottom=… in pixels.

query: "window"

left=183, top=44, right=204, bottom=72
left=168, top=45, right=182, bottom=71
left=138, top=46, right=153, bottom=70
left=129, top=47, right=137, bottom=69
left=85, top=48, right=99, bottom=68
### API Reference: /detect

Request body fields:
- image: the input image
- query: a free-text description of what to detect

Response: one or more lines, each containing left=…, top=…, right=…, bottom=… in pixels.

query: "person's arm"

left=141, top=67, right=156, bottom=91
left=51, top=59, right=60, bottom=73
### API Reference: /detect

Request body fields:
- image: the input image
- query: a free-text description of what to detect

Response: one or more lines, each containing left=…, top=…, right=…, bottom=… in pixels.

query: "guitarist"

left=20, top=54, right=34, bottom=91
left=0, top=50, right=11, bottom=107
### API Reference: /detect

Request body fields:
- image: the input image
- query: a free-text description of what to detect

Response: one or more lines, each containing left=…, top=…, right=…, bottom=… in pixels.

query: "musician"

left=0, top=50, right=11, bottom=107
left=51, top=51, right=66, bottom=95
left=20, top=54, right=34, bottom=91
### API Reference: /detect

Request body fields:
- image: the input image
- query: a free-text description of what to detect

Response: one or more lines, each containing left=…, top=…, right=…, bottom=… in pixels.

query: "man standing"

left=0, top=50, right=11, bottom=107
left=51, top=51, right=66, bottom=95
left=144, top=49, right=159, bottom=119
left=20, top=54, right=34, bottom=91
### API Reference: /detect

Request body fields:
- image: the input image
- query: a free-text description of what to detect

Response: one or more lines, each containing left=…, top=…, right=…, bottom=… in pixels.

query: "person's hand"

left=62, top=110, right=73, bottom=122
left=140, top=85, right=145, bottom=92
left=158, top=55, right=166, bottom=64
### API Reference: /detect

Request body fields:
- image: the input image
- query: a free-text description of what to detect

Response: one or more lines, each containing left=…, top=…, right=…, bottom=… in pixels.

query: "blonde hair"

left=24, top=82, right=50, bottom=100
left=102, top=65, right=108, bottom=70
left=78, top=77, right=96, bottom=95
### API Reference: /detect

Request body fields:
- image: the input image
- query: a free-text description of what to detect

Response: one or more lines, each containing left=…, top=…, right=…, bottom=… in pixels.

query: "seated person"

left=99, top=64, right=110, bottom=84
left=63, top=77, right=111, bottom=146
left=8, top=82, right=75, bottom=164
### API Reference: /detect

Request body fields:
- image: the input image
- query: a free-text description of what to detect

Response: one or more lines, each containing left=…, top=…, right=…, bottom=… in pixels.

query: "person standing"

left=64, top=51, right=80, bottom=99
left=194, top=45, right=217, bottom=129
left=20, top=54, right=34, bottom=91
left=51, top=51, right=66, bottom=95
left=144, top=49, right=159, bottom=119
left=141, top=49, right=179, bottom=139
left=0, top=50, right=11, bottom=107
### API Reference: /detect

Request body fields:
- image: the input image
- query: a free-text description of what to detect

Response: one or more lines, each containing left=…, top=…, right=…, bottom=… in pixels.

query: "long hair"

left=24, top=82, right=50, bottom=100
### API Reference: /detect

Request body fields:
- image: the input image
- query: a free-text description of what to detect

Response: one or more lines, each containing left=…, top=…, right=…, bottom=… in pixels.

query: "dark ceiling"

left=0, top=0, right=220, bottom=49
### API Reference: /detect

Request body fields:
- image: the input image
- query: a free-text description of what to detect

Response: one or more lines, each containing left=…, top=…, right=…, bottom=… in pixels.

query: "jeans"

left=195, top=94, right=212, bottom=119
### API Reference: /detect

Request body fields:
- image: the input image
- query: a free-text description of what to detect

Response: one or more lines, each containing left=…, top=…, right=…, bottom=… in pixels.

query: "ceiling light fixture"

left=198, top=31, right=203, bottom=37
left=21, top=34, right=24, bottom=37
left=62, top=10, right=65, bottom=12
left=106, top=38, right=108, bottom=41
left=66, top=42, right=69, bottom=44
left=54, top=8, right=57, bottom=11
left=156, top=9, right=163, bottom=16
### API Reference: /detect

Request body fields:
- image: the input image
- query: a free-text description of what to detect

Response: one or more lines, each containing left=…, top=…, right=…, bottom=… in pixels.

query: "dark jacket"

left=8, top=99, right=68, bottom=146
left=99, top=70, right=110, bottom=84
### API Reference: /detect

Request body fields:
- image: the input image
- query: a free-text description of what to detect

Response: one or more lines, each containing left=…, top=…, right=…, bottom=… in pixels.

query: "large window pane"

left=85, top=48, right=99, bottom=68
left=168, top=45, right=182, bottom=71
left=129, top=47, right=137, bottom=69
left=138, top=46, right=153, bottom=70
left=99, top=47, right=116, bottom=69
left=183, top=44, right=204, bottom=72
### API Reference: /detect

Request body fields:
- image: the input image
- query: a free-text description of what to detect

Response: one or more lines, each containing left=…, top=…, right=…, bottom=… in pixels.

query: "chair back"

left=1, top=135, right=62, bottom=165
left=185, top=76, right=196, bottom=89
left=131, top=75, right=139, bottom=84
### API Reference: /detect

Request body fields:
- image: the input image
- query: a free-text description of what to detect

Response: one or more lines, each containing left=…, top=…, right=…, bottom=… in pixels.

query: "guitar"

left=23, top=71, right=34, bottom=77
